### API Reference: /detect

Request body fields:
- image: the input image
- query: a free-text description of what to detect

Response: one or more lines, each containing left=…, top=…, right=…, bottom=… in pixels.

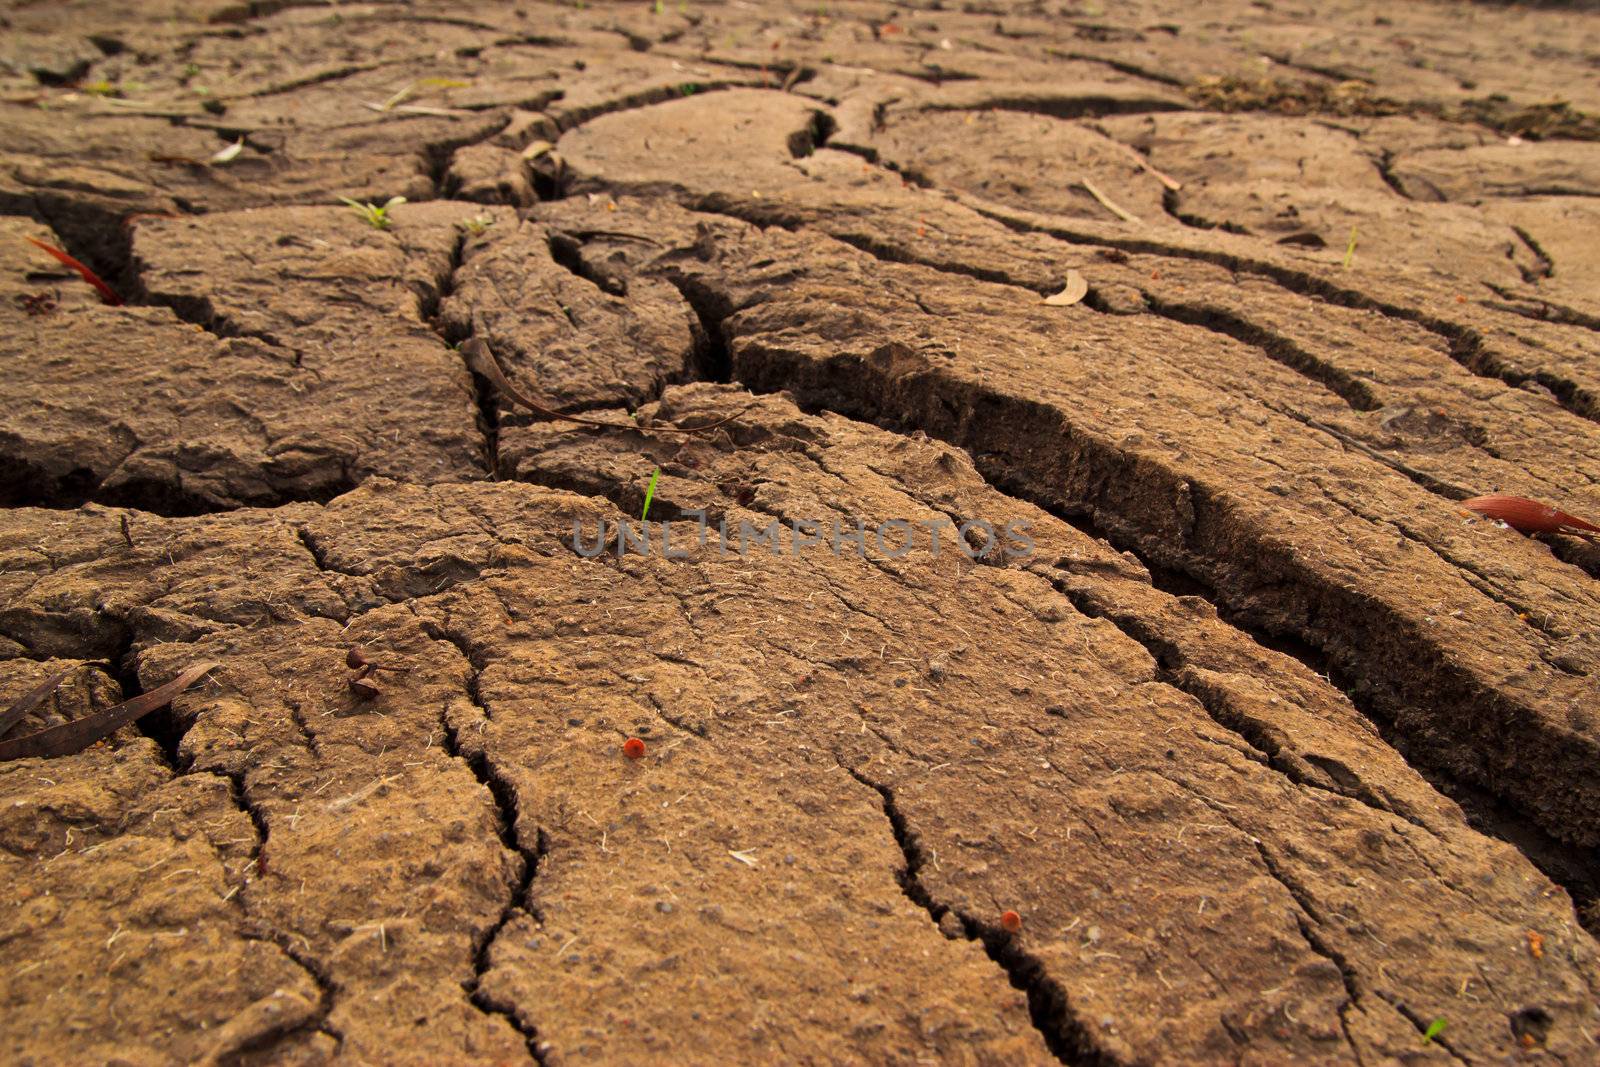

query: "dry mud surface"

left=3, top=0, right=1600, bottom=1064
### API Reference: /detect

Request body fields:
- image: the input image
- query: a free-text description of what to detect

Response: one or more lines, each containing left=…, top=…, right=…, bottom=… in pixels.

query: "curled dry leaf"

left=1043, top=270, right=1089, bottom=307
left=348, top=676, right=382, bottom=700
left=0, top=661, right=217, bottom=761
left=208, top=138, right=244, bottom=164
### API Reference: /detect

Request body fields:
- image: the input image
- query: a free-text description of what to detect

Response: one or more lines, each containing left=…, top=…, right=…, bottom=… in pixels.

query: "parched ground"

left=3, top=0, right=1600, bottom=1063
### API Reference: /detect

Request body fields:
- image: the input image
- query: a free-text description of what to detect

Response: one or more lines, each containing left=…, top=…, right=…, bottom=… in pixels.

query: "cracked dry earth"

left=7, top=2, right=1600, bottom=1066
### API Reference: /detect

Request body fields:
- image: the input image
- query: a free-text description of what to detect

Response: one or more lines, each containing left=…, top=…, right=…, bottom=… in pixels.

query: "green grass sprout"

left=339, top=196, right=406, bottom=230
left=641, top=467, right=661, bottom=520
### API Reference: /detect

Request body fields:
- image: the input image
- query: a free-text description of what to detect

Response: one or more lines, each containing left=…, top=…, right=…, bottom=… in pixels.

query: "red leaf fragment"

left=23, top=236, right=123, bottom=306
left=1462, top=494, right=1600, bottom=536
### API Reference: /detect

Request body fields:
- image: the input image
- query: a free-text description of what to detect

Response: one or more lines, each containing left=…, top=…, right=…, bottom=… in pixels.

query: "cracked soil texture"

left=2, top=1, right=1600, bottom=1064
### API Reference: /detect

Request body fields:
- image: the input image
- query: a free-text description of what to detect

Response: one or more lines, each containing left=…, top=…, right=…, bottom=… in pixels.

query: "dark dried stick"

left=0, top=662, right=217, bottom=762
left=0, top=668, right=75, bottom=741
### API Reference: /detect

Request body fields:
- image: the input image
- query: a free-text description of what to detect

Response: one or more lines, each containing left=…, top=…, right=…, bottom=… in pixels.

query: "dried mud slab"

left=520, top=194, right=1600, bottom=857
left=1389, top=141, right=1600, bottom=203
left=0, top=396, right=1596, bottom=1062
left=864, top=107, right=1170, bottom=224
left=437, top=217, right=699, bottom=414
left=1480, top=196, right=1600, bottom=310
left=1095, top=111, right=1543, bottom=286
left=7, top=0, right=1600, bottom=1063
left=0, top=660, right=329, bottom=1066
left=0, top=5, right=761, bottom=270
left=0, top=202, right=495, bottom=512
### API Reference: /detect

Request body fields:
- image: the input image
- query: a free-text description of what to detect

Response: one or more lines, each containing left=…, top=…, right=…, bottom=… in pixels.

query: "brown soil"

left=3, top=1, right=1600, bottom=1064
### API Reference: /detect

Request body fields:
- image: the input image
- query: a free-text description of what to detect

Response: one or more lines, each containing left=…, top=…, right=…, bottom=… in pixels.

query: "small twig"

left=1125, top=148, right=1182, bottom=191
left=326, top=774, right=400, bottom=813
left=92, top=101, right=203, bottom=119
left=558, top=229, right=664, bottom=246
left=360, top=101, right=471, bottom=117
left=1078, top=177, right=1141, bottom=224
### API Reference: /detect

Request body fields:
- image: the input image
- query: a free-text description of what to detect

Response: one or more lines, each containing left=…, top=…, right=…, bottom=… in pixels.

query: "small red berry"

left=1000, top=910, right=1022, bottom=933
left=622, top=738, right=646, bottom=760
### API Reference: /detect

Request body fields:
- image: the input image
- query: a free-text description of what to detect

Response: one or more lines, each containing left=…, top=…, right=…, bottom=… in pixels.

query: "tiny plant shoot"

left=641, top=467, right=660, bottom=520
left=1421, top=1019, right=1446, bottom=1045
left=340, top=196, right=406, bottom=230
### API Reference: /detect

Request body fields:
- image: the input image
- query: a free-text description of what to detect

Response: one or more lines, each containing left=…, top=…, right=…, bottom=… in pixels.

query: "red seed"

left=622, top=737, right=646, bottom=760
left=1000, top=910, right=1022, bottom=933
